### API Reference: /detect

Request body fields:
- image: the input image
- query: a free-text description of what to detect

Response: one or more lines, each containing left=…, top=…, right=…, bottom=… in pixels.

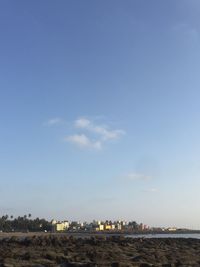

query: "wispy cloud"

left=122, top=172, right=152, bottom=181
left=75, top=117, right=125, bottom=141
left=143, top=188, right=158, bottom=193
left=65, top=134, right=102, bottom=150
left=45, top=117, right=64, bottom=126
left=46, top=116, right=125, bottom=150
left=64, top=117, right=125, bottom=150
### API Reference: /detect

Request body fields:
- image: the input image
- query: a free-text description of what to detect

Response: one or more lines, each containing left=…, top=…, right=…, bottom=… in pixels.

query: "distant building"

left=139, top=223, right=144, bottom=231
left=51, top=218, right=150, bottom=233
left=51, top=220, right=69, bottom=232
left=111, top=224, right=115, bottom=230
left=51, top=219, right=57, bottom=225
left=96, top=224, right=104, bottom=231
left=167, top=227, right=177, bottom=232
left=105, top=224, right=112, bottom=230
left=116, top=223, right=122, bottom=230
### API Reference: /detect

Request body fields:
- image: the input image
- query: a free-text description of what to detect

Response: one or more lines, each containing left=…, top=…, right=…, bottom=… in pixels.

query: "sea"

left=127, top=233, right=200, bottom=239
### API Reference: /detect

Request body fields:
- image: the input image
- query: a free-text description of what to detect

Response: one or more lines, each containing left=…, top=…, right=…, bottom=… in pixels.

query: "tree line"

left=0, top=214, right=52, bottom=232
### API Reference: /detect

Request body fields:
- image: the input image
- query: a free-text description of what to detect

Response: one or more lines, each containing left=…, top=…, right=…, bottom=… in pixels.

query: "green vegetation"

left=0, top=214, right=51, bottom=232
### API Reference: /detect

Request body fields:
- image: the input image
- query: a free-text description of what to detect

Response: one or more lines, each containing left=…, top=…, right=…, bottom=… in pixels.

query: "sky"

left=1, top=0, right=200, bottom=229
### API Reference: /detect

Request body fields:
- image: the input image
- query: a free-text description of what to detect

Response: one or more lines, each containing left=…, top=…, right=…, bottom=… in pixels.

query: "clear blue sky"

left=1, top=0, right=200, bottom=228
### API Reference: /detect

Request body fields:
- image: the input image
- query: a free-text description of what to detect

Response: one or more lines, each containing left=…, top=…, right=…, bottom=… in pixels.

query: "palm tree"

left=2, top=215, right=8, bottom=221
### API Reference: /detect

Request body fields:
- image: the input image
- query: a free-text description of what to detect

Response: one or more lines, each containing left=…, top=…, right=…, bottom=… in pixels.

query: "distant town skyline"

left=1, top=0, right=200, bottom=229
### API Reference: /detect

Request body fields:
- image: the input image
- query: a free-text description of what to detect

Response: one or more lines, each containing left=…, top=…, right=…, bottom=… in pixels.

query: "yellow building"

left=52, top=220, right=69, bottom=232
left=99, top=224, right=104, bottom=231
left=56, top=223, right=65, bottom=231
left=96, top=224, right=104, bottom=231
left=105, top=225, right=112, bottom=230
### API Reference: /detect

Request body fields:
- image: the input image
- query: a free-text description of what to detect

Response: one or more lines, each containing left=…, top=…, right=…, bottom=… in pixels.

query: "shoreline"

left=0, top=234, right=200, bottom=266
left=0, top=230, right=200, bottom=239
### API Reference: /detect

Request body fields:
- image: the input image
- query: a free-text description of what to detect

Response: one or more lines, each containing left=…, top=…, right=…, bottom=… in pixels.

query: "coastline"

left=1, top=230, right=200, bottom=240
left=0, top=234, right=200, bottom=266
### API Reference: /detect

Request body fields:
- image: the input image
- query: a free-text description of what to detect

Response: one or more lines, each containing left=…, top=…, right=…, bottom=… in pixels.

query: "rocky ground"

left=0, top=234, right=200, bottom=266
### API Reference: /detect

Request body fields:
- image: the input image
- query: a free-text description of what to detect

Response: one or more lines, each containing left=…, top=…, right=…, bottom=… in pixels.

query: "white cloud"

left=75, top=118, right=91, bottom=128
left=46, top=116, right=125, bottom=150
left=45, top=118, right=64, bottom=126
left=122, top=173, right=152, bottom=181
left=74, top=117, right=125, bottom=141
left=65, top=134, right=102, bottom=150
